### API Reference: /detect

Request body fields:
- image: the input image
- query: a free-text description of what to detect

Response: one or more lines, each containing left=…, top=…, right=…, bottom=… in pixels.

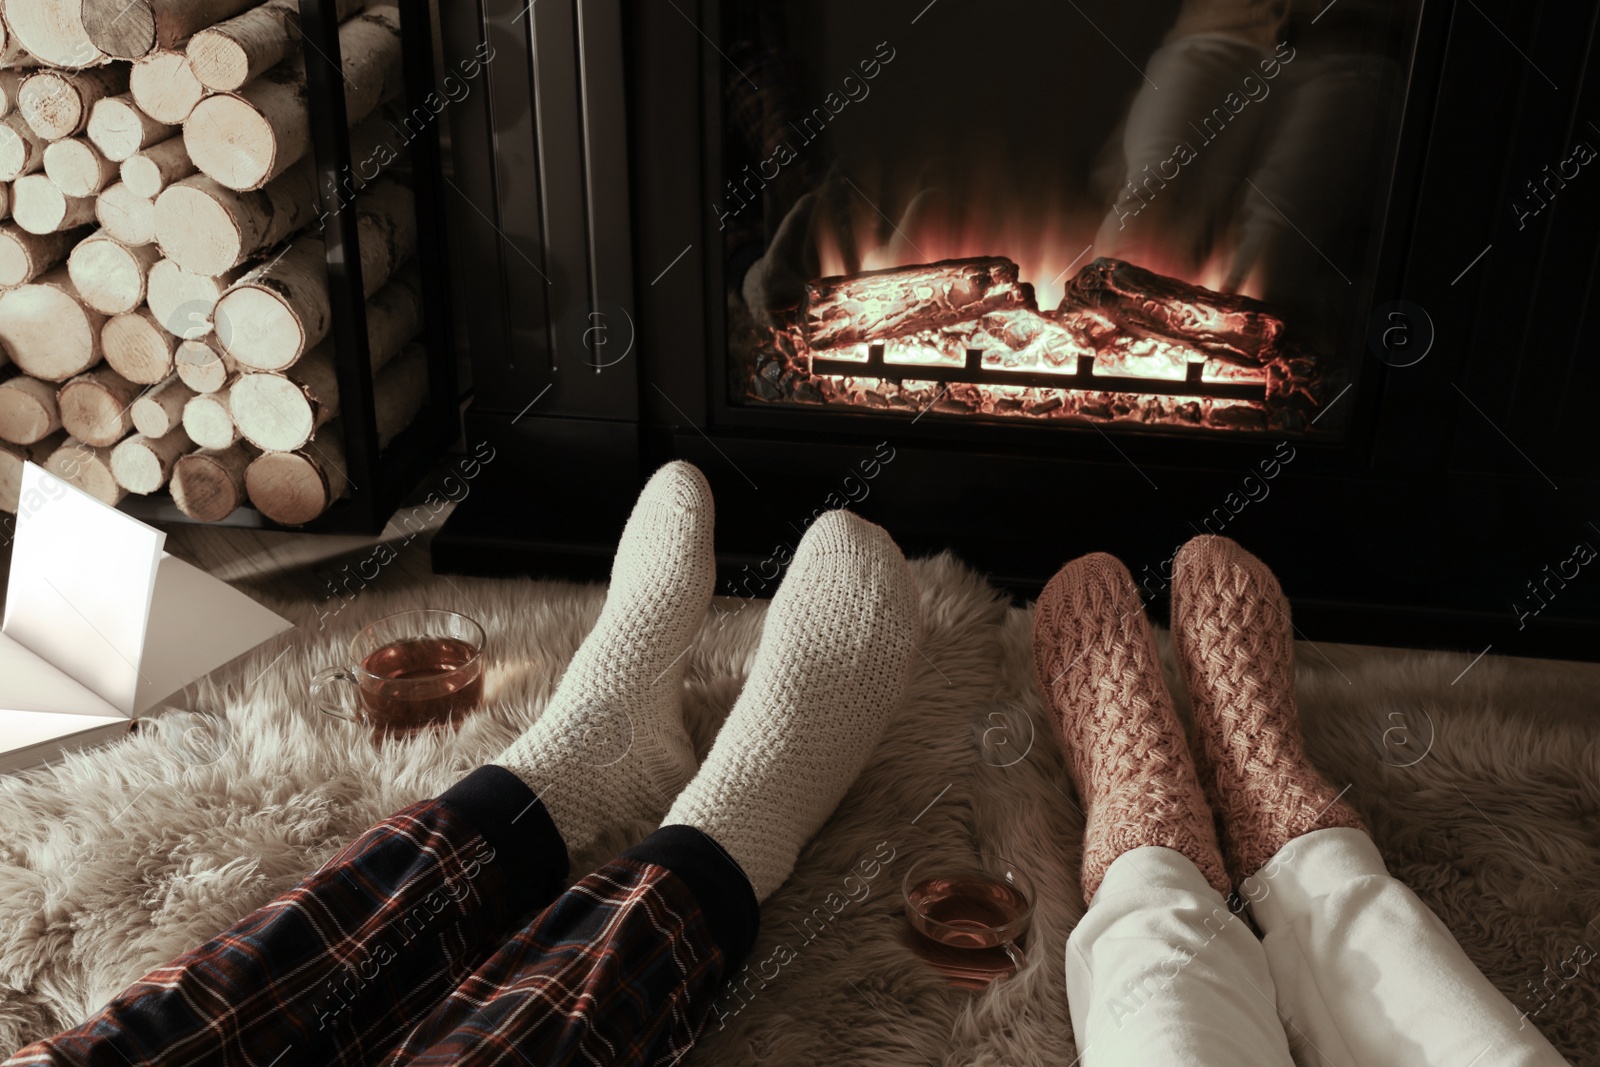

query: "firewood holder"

left=123, top=0, right=462, bottom=533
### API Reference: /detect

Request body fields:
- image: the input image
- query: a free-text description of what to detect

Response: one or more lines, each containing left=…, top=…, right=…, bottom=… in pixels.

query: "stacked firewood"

left=0, top=0, right=429, bottom=525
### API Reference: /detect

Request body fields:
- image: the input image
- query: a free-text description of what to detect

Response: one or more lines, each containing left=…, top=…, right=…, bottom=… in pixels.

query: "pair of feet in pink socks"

left=1033, top=541, right=1364, bottom=899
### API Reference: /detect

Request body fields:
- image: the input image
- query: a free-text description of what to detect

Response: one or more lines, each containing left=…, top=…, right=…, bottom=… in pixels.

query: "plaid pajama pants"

left=4, top=766, right=760, bottom=1067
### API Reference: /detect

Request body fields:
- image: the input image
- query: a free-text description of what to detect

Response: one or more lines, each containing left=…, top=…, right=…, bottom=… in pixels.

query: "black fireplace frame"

left=432, top=0, right=1600, bottom=661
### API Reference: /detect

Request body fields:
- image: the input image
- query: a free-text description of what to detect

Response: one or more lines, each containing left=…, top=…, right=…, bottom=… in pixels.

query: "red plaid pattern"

left=4, top=767, right=757, bottom=1067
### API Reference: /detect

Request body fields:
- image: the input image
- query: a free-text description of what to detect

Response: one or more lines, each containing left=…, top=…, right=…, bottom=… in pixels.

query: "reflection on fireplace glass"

left=721, top=0, right=1422, bottom=435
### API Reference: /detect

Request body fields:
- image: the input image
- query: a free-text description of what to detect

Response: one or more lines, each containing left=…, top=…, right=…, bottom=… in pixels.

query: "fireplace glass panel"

left=718, top=0, right=1424, bottom=436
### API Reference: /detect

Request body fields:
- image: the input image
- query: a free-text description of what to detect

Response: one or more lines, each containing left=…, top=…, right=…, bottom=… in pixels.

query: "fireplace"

left=430, top=0, right=1600, bottom=661
left=718, top=4, right=1411, bottom=439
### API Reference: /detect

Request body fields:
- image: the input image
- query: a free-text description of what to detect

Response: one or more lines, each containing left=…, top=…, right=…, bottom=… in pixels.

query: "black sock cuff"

left=624, top=825, right=761, bottom=968
left=439, top=765, right=569, bottom=907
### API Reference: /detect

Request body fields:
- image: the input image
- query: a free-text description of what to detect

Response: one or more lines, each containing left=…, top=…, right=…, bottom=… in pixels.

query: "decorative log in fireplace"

left=800, top=255, right=1282, bottom=404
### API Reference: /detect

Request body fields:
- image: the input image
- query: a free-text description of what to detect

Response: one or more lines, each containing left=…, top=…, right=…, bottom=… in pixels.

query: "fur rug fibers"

left=1, top=554, right=1598, bottom=1065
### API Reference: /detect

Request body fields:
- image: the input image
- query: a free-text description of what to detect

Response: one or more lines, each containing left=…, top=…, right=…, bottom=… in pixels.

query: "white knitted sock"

left=663, top=510, right=917, bottom=901
left=494, top=461, right=714, bottom=853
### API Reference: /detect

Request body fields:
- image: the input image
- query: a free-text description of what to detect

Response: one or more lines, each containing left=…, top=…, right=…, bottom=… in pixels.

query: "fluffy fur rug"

left=1, top=554, right=1597, bottom=1065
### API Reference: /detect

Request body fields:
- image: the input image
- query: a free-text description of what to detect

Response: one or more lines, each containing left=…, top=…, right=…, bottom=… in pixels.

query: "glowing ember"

left=739, top=254, right=1336, bottom=434
left=801, top=255, right=1277, bottom=384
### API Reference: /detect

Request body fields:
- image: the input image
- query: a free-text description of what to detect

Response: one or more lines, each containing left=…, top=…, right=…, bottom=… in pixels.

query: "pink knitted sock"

left=1171, top=535, right=1366, bottom=884
left=1033, top=552, right=1231, bottom=902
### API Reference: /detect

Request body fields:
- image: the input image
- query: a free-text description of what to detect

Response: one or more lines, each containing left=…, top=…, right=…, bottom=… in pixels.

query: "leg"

left=388, top=509, right=917, bottom=1065
left=1035, top=554, right=1293, bottom=1065
left=1172, top=536, right=1572, bottom=1067
left=3, top=767, right=569, bottom=1067
left=4, top=461, right=719, bottom=1067
left=1065, top=847, right=1293, bottom=1065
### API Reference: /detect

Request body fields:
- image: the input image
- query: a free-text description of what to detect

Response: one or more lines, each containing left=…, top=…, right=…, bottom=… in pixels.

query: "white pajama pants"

left=1064, top=828, right=1571, bottom=1066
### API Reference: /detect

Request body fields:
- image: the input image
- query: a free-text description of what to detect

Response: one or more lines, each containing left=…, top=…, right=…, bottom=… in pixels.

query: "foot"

left=494, top=461, right=714, bottom=852
left=1032, top=553, right=1230, bottom=900
left=1171, top=535, right=1365, bottom=883
left=664, top=510, right=917, bottom=901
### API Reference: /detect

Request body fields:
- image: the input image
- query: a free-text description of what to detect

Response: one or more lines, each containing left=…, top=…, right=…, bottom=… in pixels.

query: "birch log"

left=184, top=6, right=401, bottom=191
left=0, top=267, right=103, bottom=378
left=170, top=440, right=250, bottom=520
left=66, top=230, right=161, bottom=313
left=146, top=257, right=242, bottom=335
left=0, top=70, right=27, bottom=116
left=94, top=181, right=155, bottom=244
left=119, top=134, right=191, bottom=196
left=244, top=423, right=344, bottom=524
left=3, top=0, right=107, bottom=69
left=129, top=372, right=192, bottom=435
left=0, top=429, right=66, bottom=511
left=0, top=28, right=28, bottom=72
left=83, top=0, right=260, bottom=59
left=243, top=345, right=426, bottom=525
left=215, top=179, right=414, bottom=369
left=153, top=156, right=315, bottom=273
left=46, top=436, right=123, bottom=505
left=86, top=93, right=172, bottom=161
left=42, top=136, right=117, bottom=196
left=57, top=365, right=140, bottom=446
left=174, top=336, right=234, bottom=391
left=103, top=306, right=178, bottom=381
left=229, top=266, right=423, bottom=450
left=0, top=222, right=83, bottom=285
left=11, top=172, right=94, bottom=232
left=182, top=384, right=236, bottom=448
left=18, top=67, right=128, bottom=140
left=110, top=425, right=193, bottom=492
left=186, top=0, right=365, bottom=91
left=0, top=112, right=44, bottom=180
left=128, top=50, right=205, bottom=123
left=0, top=372, right=60, bottom=442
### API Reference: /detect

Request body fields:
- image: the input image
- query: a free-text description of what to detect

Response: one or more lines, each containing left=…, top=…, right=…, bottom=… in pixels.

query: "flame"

left=811, top=182, right=1265, bottom=305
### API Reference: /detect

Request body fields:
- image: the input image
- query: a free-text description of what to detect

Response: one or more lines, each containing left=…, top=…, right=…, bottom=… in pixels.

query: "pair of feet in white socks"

left=493, top=462, right=917, bottom=901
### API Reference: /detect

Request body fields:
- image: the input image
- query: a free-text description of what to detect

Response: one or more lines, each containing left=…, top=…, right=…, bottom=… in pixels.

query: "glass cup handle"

left=1002, top=939, right=1028, bottom=972
left=311, top=666, right=363, bottom=724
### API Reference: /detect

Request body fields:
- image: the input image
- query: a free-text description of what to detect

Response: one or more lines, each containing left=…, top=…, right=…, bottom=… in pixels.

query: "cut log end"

left=215, top=281, right=308, bottom=370
left=176, top=338, right=235, bottom=393
left=96, top=182, right=158, bottom=246
left=0, top=375, right=62, bottom=444
left=171, top=443, right=251, bottom=521
left=111, top=427, right=194, bottom=493
left=231, top=371, right=314, bottom=451
left=68, top=235, right=159, bottom=315
left=12, top=174, right=95, bottom=235
left=153, top=180, right=244, bottom=274
left=47, top=437, right=125, bottom=506
left=0, top=226, right=83, bottom=287
left=130, top=374, right=195, bottom=437
left=103, top=308, right=178, bottom=383
left=43, top=138, right=118, bottom=198
left=186, top=33, right=251, bottom=93
left=82, top=0, right=159, bottom=60
left=130, top=51, right=206, bottom=124
left=182, top=389, right=238, bottom=449
left=245, top=442, right=344, bottom=525
left=0, top=271, right=104, bottom=381
left=184, top=92, right=278, bottom=191
left=58, top=369, right=140, bottom=448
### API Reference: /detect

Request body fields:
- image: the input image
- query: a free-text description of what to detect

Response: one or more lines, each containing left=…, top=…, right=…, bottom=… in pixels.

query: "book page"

left=2, top=464, right=164, bottom=715
left=0, top=632, right=126, bottom=760
left=134, top=554, right=294, bottom=714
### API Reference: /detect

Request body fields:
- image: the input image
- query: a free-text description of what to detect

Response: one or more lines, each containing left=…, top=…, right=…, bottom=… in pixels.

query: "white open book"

left=0, top=463, right=294, bottom=775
